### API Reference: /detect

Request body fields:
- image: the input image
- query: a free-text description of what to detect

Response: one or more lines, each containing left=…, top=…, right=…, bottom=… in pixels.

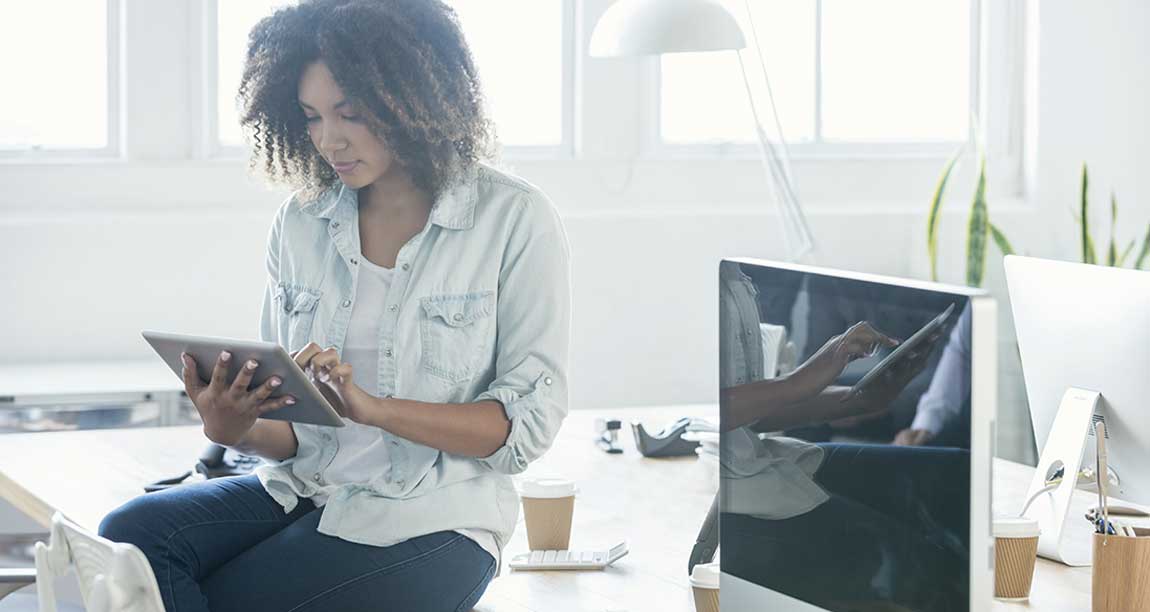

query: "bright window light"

left=217, top=0, right=292, bottom=148
left=660, top=0, right=971, bottom=146
left=218, top=1, right=564, bottom=149
left=0, top=1, right=108, bottom=150
left=449, top=0, right=564, bottom=147
left=821, top=0, right=970, bottom=141
left=660, top=0, right=816, bottom=145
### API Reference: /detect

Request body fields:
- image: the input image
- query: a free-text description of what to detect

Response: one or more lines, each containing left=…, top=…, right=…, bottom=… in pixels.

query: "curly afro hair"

left=237, top=0, right=495, bottom=201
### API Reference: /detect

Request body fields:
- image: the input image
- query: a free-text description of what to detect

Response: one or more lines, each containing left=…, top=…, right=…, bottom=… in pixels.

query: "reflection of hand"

left=893, top=428, right=934, bottom=446
left=788, top=322, right=899, bottom=402
left=845, top=327, right=942, bottom=413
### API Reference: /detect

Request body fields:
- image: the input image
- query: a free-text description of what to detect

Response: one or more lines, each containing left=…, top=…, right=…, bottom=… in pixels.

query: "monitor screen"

left=719, top=259, right=973, bottom=612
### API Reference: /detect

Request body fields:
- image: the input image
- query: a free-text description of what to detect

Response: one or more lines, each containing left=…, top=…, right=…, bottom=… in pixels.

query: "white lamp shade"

left=589, top=0, right=746, bottom=57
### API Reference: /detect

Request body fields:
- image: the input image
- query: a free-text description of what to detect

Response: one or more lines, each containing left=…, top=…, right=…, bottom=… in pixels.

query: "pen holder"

left=1092, top=527, right=1150, bottom=612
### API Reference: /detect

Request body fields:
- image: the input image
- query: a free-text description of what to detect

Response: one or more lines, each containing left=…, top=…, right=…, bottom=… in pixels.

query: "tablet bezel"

left=142, top=330, right=345, bottom=428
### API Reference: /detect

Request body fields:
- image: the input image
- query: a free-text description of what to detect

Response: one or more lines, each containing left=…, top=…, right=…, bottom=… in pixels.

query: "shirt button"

left=544, top=377, right=553, bottom=386
left=453, top=313, right=464, bottom=322
left=388, top=304, right=398, bottom=312
left=401, top=263, right=410, bottom=271
left=342, top=299, right=352, bottom=308
left=384, top=348, right=393, bottom=357
left=331, top=221, right=340, bottom=229
left=350, top=258, right=358, bottom=265
left=313, top=473, right=321, bottom=482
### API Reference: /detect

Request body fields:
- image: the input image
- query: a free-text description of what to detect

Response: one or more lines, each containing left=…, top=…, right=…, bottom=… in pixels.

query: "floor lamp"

left=589, top=0, right=817, bottom=262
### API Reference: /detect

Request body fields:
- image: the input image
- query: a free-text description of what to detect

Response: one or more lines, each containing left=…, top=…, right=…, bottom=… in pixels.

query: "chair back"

left=33, top=512, right=164, bottom=612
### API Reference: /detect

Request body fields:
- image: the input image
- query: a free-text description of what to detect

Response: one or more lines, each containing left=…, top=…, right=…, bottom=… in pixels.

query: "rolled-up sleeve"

left=257, top=196, right=290, bottom=344
left=474, top=191, right=571, bottom=475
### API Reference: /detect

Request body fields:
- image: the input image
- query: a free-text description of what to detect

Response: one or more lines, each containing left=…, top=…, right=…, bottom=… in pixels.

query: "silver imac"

left=1005, top=255, right=1150, bottom=565
left=719, top=258, right=995, bottom=611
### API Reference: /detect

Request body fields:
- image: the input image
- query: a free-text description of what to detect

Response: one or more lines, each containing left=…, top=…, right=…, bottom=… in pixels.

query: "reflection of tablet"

left=142, top=330, right=345, bottom=427
left=848, top=303, right=956, bottom=398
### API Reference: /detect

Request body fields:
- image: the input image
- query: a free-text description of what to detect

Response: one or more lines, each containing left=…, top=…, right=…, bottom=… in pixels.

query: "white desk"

left=0, top=405, right=718, bottom=612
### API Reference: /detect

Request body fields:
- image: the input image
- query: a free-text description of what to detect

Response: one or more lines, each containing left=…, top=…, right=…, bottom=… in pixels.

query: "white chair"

left=31, top=512, right=163, bottom=612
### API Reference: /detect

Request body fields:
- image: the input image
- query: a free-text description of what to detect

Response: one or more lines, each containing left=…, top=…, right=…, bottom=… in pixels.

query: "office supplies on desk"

left=508, top=542, right=627, bottom=571
left=632, top=416, right=714, bottom=458
left=1095, top=421, right=1111, bottom=534
left=1092, top=527, right=1150, bottom=611
left=595, top=418, right=623, bottom=453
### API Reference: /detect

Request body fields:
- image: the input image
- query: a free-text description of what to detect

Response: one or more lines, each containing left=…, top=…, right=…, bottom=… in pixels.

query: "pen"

left=1096, top=421, right=1110, bottom=535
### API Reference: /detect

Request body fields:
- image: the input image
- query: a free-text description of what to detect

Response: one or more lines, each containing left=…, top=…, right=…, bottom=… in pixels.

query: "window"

left=215, top=0, right=568, bottom=151
left=0, top=0, right=112, bottom=152
left=449, top=0, right=567, bottom=149
left=217, top=0, right=293, bottom=148
left=659, top=0, right=973, bottom=148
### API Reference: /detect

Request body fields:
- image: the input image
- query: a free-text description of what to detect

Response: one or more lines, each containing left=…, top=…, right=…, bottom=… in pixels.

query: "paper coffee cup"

left=993, top=517, right=1041, bottom=600
left=520, top=478, right=577, bottom=550
left=689, top=561, right=720, bottom=612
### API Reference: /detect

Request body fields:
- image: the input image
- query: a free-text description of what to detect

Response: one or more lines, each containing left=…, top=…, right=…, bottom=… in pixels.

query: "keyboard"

left=508, top=542, right=628, bottom=571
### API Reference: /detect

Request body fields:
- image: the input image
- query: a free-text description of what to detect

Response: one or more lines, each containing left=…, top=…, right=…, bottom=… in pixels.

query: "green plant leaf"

left=927, top=150, right=961, bottom=282
left=1135, top=222, right=1150, bottom=269
left=989, top=223, right=1015, bottom=256
left=1107, top=191, right=1118, bottom=266
left=1118, top=239, right=1136, bottom=267
left=966, top=156, right=989, bottom=287
left=1081, top=164, right=1096, bottom=264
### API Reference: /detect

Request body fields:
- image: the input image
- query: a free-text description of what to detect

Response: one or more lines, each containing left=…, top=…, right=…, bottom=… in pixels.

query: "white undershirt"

left=311, top=254, right=500, bottom=567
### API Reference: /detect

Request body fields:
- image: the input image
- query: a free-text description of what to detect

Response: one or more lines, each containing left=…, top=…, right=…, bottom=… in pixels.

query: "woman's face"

left=298, top=61, right=396, bottom=189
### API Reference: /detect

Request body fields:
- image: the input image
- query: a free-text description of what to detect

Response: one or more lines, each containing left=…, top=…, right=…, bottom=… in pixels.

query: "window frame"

left=0, top=0, right=121, bottom=159
left=643, top=0, right=1021, bottom=179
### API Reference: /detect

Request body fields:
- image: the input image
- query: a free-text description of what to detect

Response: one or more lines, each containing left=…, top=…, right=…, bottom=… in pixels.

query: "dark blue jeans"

left=722, top=443, right=970, bottom=612
left=98, top=475, right=496, bottom=612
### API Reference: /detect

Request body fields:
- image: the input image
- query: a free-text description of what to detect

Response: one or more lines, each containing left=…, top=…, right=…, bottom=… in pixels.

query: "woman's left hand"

left=293, top=343, right=379, bottom=425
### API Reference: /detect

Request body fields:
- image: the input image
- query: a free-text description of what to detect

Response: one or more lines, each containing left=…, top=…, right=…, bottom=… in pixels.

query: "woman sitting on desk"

left=99, top=2, right=570, bottom=610
left=719, top=262, right=969, bottom=612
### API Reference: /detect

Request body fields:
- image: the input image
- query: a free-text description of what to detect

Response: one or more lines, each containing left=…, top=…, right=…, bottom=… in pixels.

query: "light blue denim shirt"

left=253, top=162, right=571, bottom=563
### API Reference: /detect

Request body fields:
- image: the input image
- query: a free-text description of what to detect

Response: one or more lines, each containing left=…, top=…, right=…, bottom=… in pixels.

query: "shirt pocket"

left=419, top=291, right=495, bottom=384
left=274, top=282, right=323, bottom=350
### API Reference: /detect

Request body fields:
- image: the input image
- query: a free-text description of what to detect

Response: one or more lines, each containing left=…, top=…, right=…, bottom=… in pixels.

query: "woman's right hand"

left=786, top=321, right=899, bottom=401
left=181, top=351, right=297, bottom=447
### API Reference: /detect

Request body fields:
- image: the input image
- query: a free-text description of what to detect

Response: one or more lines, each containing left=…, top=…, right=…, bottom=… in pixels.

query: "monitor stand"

left=1021, top=387, right=1101, bottom=567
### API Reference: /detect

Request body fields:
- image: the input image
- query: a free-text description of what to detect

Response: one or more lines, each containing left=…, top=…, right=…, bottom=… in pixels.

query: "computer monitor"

left=1005, top=255, right=1150, bottom=560
left=718, top=258, right=996, bottom=612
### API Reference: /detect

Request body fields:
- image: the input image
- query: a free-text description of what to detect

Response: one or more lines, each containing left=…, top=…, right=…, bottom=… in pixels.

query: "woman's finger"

left=208, top=350, right=233, bottom=393
left=231, top=358, right=259, bottom=394
left=330, top=363, right=353, bottom=385
left=256, top=394, right=296, bottom=415
left=180, top=353, right=204, bottom=396
left=293, top=342, right=323, bottom=370
left=251, top=374, right=282, bottom=403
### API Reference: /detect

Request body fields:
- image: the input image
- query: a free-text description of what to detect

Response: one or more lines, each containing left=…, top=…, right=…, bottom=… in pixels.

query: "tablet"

left=142, top=330, right=345, bottom=428
left=848, top=302, right=955, bottom=399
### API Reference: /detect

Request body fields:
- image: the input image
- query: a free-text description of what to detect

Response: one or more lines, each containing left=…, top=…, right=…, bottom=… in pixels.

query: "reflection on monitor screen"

left=719, top=260, right=973, bottom=612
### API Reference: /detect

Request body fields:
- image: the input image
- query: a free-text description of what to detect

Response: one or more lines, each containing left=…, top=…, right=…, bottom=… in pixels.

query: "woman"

left=98, top=1, right=570, bottom=610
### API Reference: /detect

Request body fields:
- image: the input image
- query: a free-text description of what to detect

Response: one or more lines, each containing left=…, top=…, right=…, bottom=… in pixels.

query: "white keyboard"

left=508, top=542, right=628, bottom=571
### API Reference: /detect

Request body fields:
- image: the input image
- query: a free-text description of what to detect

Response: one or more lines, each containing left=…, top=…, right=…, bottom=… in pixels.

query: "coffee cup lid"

left=690, top=562, right=720, bottom=589
left=519, top=477, right=577, bottom=498
left=994, top=517, right=1041, bottom=538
